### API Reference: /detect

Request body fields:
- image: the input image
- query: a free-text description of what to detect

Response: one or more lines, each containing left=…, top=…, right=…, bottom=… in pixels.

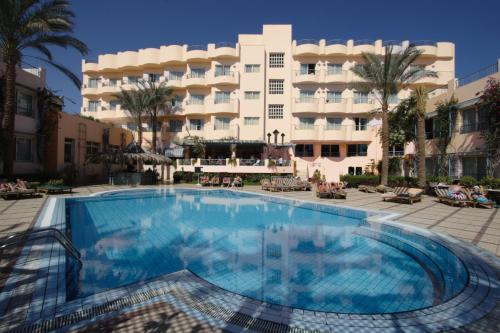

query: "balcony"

left=184, top=73, right=207, bottom=87
left=293, top=98, right=320, bottom=113
left=209, top=71, right=239, bottom=85
left=208, top=124, right=239, bottom=139
left=322, top=125, right=374, bottom=141
left=294, top=40, right=320, bottom=56
left=411, top=40, right=438, bottom=58
left=352, top=98, right=377, bottom=113
left=294, top=70, right=320, bottom=84
left=184, top=100, right=205, bottom=115
left=176, top=158, right=293, bottom=174
left=185, top=45, right=208, bottom=62
left=207, top=98, right=239, bottom=114
left=165, top=76, right=184, bottom=88
left=352, top=40, right=375, bottom=55
left=324, top=39, right=348, bottom=55
left=292, top=125, right=321, bottom=141
left=323, top=69, right=347, bottom=83
left=100, top=81, right=121, bottom=94
left=210, top=42, right=238, bottom=58
left=324, top=98, right=347, bottom=113
left=81, top=84, right=100, bottom=96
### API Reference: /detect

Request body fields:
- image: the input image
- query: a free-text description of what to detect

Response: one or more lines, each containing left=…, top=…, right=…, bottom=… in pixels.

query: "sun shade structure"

left=87, top=143, right=172, bottom=165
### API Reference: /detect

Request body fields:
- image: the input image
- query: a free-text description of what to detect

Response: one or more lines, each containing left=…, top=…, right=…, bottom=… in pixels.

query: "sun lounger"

left=292, top=178, right=311, bottom=191
left=382, top=187, right=422, bottom=204
left=463, top=188, right=494, bottom=209
left=37, top=185, right=73, bottom=194
left=435, top=188, right=470, bottom=207
left=331, top=183, right=347, bottom=199
left=233, top=177, right=243, bottom=187
left=316, top=182, right=332, bottom=198
left=0, top=183, right=36, bottom=199
left=211, top=176, right=221, bottom=186
left=200, top=176, right=210, bottom=186
left=358, top=185, right=377, bottom=193
left=261, top=179, right=271, bottom=191
left=376, top=185, right=393, bottom=193
left=222, top=177, right=231, bottom=187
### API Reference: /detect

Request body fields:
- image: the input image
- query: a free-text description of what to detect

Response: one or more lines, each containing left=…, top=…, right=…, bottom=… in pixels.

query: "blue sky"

left=24, top=0, right=500, bottom=114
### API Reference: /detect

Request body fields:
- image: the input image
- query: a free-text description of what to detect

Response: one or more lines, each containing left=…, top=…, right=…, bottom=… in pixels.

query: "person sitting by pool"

left=447, top=184, right=467, bottom=201
left=471, top=186, right=489, bottom=204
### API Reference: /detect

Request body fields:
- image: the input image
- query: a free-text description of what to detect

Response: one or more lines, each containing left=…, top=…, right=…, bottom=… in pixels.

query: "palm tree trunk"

left=2, top=60, right=17, bottom=178
left=417, top=112, right=426, bottom=187
left=380, top=108, right=389, bottom=185
left=136, top=116, right=143, bottom=146
left=151, top=114, right=157, bottom=154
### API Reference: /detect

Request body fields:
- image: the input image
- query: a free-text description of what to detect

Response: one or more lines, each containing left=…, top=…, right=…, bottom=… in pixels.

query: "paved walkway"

left=0, top=184, right=498, bottom=333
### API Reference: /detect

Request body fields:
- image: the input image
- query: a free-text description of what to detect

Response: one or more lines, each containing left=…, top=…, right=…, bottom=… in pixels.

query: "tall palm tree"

left=138, top=80, right=173, bottom=153
left=0, top=0, right=88, bottom=178
left=414, top=85, right=429, bottom=187
left=351, top=45, right=437, bottom=185
left=114, top=88, right=148, bottom=146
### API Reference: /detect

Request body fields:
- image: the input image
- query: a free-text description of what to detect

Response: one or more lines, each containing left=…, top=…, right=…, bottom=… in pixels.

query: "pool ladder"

left=0, top=227, right=82, bottom=266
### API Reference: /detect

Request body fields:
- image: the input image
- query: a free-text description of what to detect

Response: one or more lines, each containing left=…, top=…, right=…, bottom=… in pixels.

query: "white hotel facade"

left=81, top=25, right=455, bottom=181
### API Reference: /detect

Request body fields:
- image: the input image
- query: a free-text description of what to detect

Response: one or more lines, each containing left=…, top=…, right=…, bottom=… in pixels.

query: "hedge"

left=339, top=175, right=419, bottom=188
left=172, top=172, right=293, bottom=185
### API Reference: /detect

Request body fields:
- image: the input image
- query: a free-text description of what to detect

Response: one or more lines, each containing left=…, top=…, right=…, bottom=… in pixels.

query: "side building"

left=425, top=59, right=500, bottom=180
left=81, top=24, right=454, bottom=181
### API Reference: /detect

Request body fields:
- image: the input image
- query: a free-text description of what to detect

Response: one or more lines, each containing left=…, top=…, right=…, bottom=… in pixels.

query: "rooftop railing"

left=353, top=39, right=375, bottom=46
left=456, top=63, right=499, bottom=87
left=296, top=39, right=320, bottom=46
left=187, top=44, right=207, bottom=51
left=214, top=42, right=235, bottom=49
left=325, top=39, right=347, bottom=46
left=409, top=40, right=437, bottom=47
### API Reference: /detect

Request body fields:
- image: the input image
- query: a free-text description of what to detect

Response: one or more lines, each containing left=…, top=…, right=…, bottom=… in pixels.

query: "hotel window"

left=347, top=144, right=368, bottom=157
left=244, top=91, right=260, bottom=100
left=388, top=94, right=399, bottom=104
left=461, top=108, right=487, bottom=133
left=189, top=119, right=204, bottom=131
left=354, top=92, right=370, bottom=104
left=214, top=117, right=230, bottom=130
left=127, top=76, right=140, bottom=84
left=108, top=78, right=119, bottom=87
left=269, top=52, right=284, bottom=68
left=109, top=100, right=119, bottom=111
left=171, top=95, right=184, bottom=107
left=189, top=68, right=206, bottom=78
left=88, top=100, right=101, bottom=112
left=326, top=91, right=342, bottom=103
left=300, top=63, right=316, bottom=75
left=295, top=144, right=314, bottom=157
left=127, top=122, right=137, bottom=131
left=86, top=141, right=100, bottom=159
left=15, top=136, right=33, bottom=162
left=168, top=120, right=183, bottom=132
left=148, top=73, right=160, bottom=82
left=269, top=79, right=284, bottom=94
left=16, top=92, right=34, bottom=117
left=167, top=71, right=183, bottom=81
left=268, top=104, right=284, bottom=119
left=321, top=144, right=340, bottom=157
left=299, top=90, right=315, bottom=103
left=64, top=138, right=75, bottom=163
left=354, top=117, right=367, bottom=131
left=245, top=64, right=260, bottom=73
left=348, top=166, right=363, bottom=175
left=298, top=117, right=315, bottom=129
left=244, top=117, right=259, bottom=126
left=461, top=156, right=487, bottom=180
left=188, top=94, right=205, bottom=105
left=214, top=91, right=230, bottom=104
left=327, top=63, right=343, bottom=75
left=88, top=77, right=100, bottom=88
left=215, top=65, right=231, bottom=77
left=326, top=117, right=342, bottom=130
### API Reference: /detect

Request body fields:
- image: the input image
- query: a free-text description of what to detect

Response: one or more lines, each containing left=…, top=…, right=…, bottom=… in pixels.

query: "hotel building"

left=81, top=25, right=455, bottom=181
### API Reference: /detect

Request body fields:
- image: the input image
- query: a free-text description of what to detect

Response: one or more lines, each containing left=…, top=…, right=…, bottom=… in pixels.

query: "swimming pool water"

left=66, top=189, right=468, bottom=314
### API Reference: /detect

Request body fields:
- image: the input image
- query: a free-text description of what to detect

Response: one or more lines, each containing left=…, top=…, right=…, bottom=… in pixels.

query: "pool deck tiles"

left=0, top=184, right=499, bottom=332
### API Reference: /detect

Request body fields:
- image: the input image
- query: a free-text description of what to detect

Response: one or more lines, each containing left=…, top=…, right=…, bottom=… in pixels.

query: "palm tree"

left=114, top=88, right=148, bottom=146
left=350, top=45, right=437, bottom=185
left=413, top=85, right=429, bottom=187
left=138, top=80, right=173, bottom=153
left=0, top=0, right=88, bottom=178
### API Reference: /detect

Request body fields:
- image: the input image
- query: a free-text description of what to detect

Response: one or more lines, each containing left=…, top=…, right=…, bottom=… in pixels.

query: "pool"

left=66, top=189, right=468, bottom=314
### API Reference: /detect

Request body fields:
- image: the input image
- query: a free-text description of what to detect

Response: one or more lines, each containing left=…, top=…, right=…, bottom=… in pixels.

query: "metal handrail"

left=0, top=227, right=82, bottom=265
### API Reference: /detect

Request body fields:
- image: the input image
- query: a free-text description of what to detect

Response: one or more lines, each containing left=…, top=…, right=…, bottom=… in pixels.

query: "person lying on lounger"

left=471, top=186, right=489, bottom=204
left=447, top=185, right=467, bottom=201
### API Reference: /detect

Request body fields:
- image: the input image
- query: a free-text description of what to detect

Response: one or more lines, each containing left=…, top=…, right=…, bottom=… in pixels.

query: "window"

left=354, top=117, right=367, bottom=131
left=388, top=94, right=399, bottom=104
left=109, top=100, right=119, bottom=111
left=326, top=117, right=342, bottom=130
left=86, top=141, right=99, bottom=159
left=321, top=145, right=340, bottom=157
left=244, top=91, right=260, bottom=100
left=108, top=79, right=119, bottom=87
left=167, top=71, right=183, bottom=81
left=214, top=117, right=230, bottom=130
left=300, top=63, right=316, bottom=75
left=127, top=76, right=140, bottom=84
left=16, top=92, right=34, bottom=117
left=127, top=122, right=137, bottom=131
left=15, top=136, right=33, bottom=162
left=462, top=156, right=487, bottom=180
left=327, top=63, right=343, bottom=75
left=189, top=119, right=204, bottom=131
left=189, top=68, right=206, bottom=78
left=299, top=90, right=315, bottom=102
left=244, top=117, right=259, bottom=126
left=148, top=73, right=160, bottom=82
left=64, top=138, right=74, bottom=163
left=88, top=77, right=100, bottom=88
left=425, top=118, right=435, bottom=139
left=171, top=95, right=184, bottom=107
left=214, top=91, right=230, bottom=104
left=348, top=166, right=363, bottom=175
left=188, top=94, right=205, bottom=105
left=347, top=144, right=368, bottom=157
left=144, top=122, right=162, bottom=132
left=168, top=120, right=183, bottom=132
left=295, top=144, right=314, bottom=157
left=245, top=64, right=260, bottom=73
left=269, top=53, right=284, bottom=68
left=269, top=79, right=284, bottom=94
left=326, top=91, right=342, bottom=103
left=268, top=104, right=284, bottom=119
left=215, top=65, right=231, bottom=77
left=298, top=117, right=315, bottom=129
left=88, top=100, right=101, bottom=112
left=354, top=92, right=370, bottom=104
left=461, top=108, right=487, bottom=133
left=390, top=144, right=405, bottom=156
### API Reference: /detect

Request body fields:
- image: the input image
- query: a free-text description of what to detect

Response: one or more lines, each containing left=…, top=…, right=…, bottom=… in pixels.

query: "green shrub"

left=388, top=176, right=418, bottom=187
left=427, top=175, right=453, bottom=184
left=47, top=179, right=64, bottom=186
left=480, top=177, right=500, bottom=189
left=459, top=176, right=477, bottom=188
left=340, top=175, right=379, bottom=188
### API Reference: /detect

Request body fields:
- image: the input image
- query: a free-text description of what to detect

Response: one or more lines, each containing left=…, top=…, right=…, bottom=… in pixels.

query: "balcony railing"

left=457, top=63, right=499, bottom=87
left=178, top=159, right=193, bottom=166
left=214, top=70, right=235, bottom=78
left=187, top=45, right=207, bottom=51
left=296, top=39, right=320, bottom=46
left=325, top=39, right=347, bottom=46
left=200, top=159, right=227, bottom=166
left=460, top=122, right=487, bottom=134
left=409, top=40, right=437, bottom=47
left=353, top=39, right=374, bottom=46
left=239, top=159, right=265, bottom=166
left=214, top=42, right=235, bottom=49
